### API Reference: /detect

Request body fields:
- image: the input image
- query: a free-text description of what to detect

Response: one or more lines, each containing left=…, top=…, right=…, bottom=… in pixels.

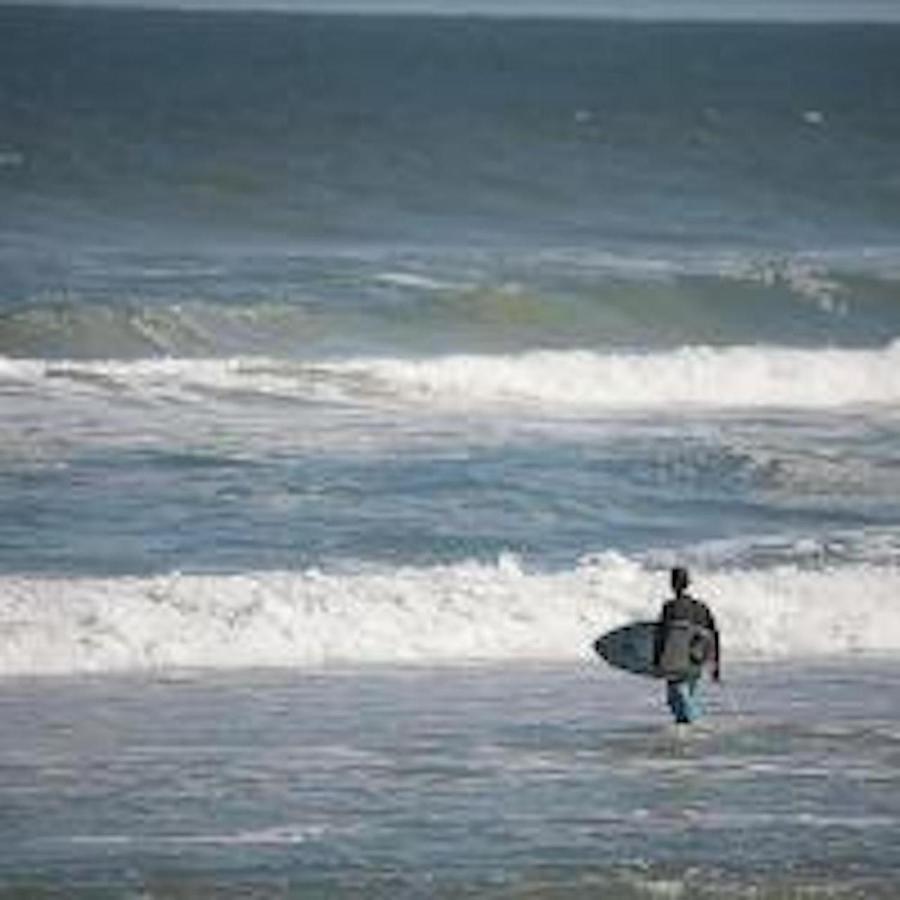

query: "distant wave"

left=0, top=301, right=319, bottom=360
left=2, top=553, right=898, bottom=676
left=2, top=258, right=899, bottom=361
left=4, top=342, right=899, bottom=412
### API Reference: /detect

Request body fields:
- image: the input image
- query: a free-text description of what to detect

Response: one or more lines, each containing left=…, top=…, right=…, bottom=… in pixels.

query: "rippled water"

left=1, top=662, right=898, bottom=896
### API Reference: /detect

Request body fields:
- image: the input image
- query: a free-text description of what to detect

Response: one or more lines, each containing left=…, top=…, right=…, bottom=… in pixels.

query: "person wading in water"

left=653, top=567, right=721, bottom=724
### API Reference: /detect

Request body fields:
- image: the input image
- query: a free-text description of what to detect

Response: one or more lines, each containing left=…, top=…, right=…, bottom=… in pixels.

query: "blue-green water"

left=2, top=3, right=900, bottom=665
left=1, top=10, right=900, bottom=891
left=2, top=9, right=900, bottom=579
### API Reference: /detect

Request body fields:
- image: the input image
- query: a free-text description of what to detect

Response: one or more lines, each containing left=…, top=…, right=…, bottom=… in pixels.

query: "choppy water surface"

left=2, top=9, right=900, bottom=892
left=1, top=663, right=898, bottom=897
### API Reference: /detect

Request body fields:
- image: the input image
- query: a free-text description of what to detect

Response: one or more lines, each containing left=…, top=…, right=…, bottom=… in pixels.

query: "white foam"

left=374, top=271, right=460, bottom=291
left=2, top=554, right=899, bottom=677
left=3, top=342, right=900, bottom=412
left=69, top=824, right=333, bottom=846
left=330, top=342, right=900, bottom=411
left=727, top=255, right=846, bottom=312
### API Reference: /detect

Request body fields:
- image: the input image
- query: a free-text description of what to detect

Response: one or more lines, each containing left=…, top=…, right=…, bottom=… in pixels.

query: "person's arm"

left=707, top=609, right=721, bottom=681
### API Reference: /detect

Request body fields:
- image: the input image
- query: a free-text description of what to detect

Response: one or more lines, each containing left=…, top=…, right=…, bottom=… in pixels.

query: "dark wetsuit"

left=653, top=592, right=720, bottom=724
left=653, top=593, right=720, bottom=675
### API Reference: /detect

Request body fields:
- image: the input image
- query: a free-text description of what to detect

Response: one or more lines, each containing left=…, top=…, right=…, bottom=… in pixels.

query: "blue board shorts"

left=666, top=677, right=702, bottom=724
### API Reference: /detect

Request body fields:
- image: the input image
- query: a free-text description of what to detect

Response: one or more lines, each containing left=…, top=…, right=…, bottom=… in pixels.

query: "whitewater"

left=3, top=554, right=900, bottom=676
left=3, top=337, right=900, bottom=674
left=3, top=9, right=900, bottom=895
left=5, top=340, right=900, bottom=409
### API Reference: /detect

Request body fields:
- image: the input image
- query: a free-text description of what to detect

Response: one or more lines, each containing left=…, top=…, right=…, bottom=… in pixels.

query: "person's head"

left=670, top=566, right=690, bottom=596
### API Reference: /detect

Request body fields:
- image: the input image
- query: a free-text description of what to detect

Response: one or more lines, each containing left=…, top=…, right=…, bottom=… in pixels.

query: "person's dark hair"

left=670, top=566, right=690, bottom=595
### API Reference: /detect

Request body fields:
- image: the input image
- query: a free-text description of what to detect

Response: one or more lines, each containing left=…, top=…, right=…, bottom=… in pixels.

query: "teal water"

left=1, top=4, right=899, bottom=675
left=1, top=12, right=900, bottom=887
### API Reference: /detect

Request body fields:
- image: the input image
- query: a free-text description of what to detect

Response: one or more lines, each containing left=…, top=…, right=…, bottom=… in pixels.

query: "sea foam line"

left=2, top=342, right=899, bottom=411
left=340, top=342, right=900, bottom=410
left=1, top=555, right=899, bottom=676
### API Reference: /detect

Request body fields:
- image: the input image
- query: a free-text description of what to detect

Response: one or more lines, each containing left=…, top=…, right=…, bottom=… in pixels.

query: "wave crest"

left=7, top=343, right=899, bottom=412
left=2, top=554, right=899, bottom=676
left=337, top=343, right=900, bottom=410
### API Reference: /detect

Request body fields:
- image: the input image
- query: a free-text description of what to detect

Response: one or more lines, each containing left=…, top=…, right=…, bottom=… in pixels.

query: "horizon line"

left=4, top=0, right=900, bottom=24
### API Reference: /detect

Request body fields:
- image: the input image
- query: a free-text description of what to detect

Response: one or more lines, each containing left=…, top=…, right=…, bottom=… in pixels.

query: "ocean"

left=1, top=7, right=899, bottom=896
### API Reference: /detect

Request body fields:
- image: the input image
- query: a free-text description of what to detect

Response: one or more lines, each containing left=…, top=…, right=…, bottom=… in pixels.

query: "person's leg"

left=666, top=678, right=701, bottom=724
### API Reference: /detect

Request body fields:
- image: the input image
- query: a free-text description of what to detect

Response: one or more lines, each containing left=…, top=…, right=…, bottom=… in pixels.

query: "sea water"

left=1, top=7, right=899, bottom=895
left=2, top=664, right=899, bottom=897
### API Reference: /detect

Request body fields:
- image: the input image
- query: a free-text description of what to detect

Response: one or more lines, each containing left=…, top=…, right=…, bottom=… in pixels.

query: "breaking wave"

left=324, top=343, right=900, bottom=411
left=3, top=341, right=900, bottom=412
left=1, top=553, right=898, bottom=676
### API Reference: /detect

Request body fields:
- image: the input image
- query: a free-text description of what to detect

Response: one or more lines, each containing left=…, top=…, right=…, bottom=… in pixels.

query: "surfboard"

left=593, top=620, right=661, bottom=679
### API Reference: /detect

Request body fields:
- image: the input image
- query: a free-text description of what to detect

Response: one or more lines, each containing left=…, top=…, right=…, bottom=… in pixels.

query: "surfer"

left=653, top=567, right=720, bottom=724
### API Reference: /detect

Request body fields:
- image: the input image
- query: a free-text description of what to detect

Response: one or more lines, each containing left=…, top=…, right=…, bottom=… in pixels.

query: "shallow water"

left=1, top=661, right=898, bottom=897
